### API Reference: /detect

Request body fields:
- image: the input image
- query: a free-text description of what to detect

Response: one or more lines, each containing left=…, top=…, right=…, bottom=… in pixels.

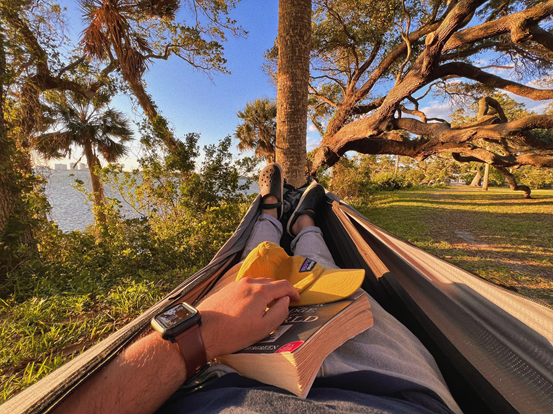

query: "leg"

left=290, top=223, right=338, bottom=270
left=318, top=293, right=461, bottom=412
left=290, top=211, right=460, bottom=412
left=240, top=195, right=283, bottom=261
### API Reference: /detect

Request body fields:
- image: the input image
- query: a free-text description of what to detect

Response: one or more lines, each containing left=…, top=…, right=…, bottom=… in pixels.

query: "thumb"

left=264, top=295, right=290, bottom=330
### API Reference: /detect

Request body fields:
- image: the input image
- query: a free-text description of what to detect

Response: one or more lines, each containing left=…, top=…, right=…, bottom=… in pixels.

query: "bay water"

left=44, top=170, right=258, bottom=232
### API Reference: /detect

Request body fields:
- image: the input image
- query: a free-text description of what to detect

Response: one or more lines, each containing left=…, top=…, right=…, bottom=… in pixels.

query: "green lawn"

left=0, top=273, right=187, bottom=404
left=352, top=186, right=553, bottom=305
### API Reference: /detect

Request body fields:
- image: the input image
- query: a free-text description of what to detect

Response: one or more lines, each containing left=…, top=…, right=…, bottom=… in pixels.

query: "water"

left=44, top=170, right=258, bottom=232
left=43, top=170, right=130, bottom=232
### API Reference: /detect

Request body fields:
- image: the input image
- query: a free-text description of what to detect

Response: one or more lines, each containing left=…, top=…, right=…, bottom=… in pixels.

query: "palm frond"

left=33, top=132, right=74, bottom=159
left=37, top=90, right=133, bottom=164
left=137, top=0, right=180, bottom=19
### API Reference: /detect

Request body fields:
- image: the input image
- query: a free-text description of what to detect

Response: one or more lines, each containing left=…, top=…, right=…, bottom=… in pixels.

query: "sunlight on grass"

left=354, top=186, right=553, bottom=305
left=0, top=275, right=188, bottom=404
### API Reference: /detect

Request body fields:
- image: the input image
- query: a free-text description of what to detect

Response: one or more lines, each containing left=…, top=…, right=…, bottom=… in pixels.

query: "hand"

left=197, top=277, right=300, bottom=360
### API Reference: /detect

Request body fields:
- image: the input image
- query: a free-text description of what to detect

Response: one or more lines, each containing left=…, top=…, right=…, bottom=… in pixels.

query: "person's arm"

left=54, top=278, right=299, bottom=413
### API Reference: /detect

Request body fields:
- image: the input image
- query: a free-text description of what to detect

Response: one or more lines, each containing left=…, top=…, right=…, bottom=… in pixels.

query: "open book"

left=216, top=289, right=373, bottom=398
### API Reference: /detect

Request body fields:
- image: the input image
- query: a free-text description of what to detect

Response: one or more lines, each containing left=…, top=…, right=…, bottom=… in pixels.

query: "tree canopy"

left=267, top=0, right=552, bottom=196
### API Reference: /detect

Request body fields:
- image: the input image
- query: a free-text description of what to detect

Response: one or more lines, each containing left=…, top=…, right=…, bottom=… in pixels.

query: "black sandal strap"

left=260, top=201, right=282, bottom=209
left=295, top=209, right=316, bottom=219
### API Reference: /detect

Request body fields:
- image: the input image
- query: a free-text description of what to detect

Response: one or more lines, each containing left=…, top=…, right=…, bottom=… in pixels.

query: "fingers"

left=261, top=279, right=300, bottom=303
left=263, top=295, right=291, bottom=329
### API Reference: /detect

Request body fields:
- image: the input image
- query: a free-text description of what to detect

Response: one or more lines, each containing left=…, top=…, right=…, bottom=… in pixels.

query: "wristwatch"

left=151, top=302, right=207, bottom=380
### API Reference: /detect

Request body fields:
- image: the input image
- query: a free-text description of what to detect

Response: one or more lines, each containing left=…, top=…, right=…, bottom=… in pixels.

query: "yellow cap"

left=237, top=241, right=365, bottom=306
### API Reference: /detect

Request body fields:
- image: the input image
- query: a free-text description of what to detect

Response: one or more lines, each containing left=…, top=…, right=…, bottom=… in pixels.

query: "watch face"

left=156, top=303, right=197, bottom=330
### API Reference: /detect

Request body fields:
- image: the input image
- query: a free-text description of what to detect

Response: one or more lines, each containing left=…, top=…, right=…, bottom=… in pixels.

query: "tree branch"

left=309, top=84, right=340, bottom=108
left=443, top=1, right=553, bottom=52
left=434, top=62, right=552, bottom=101
left=394, top=0, right=413, bottom=85
left=351, top=97, right=385, bottom=115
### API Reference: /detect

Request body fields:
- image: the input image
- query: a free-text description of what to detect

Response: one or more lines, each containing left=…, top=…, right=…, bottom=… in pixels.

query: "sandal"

left=259, top=163, right=284, bottom=220
left=286, top=182, right=325, bottom=237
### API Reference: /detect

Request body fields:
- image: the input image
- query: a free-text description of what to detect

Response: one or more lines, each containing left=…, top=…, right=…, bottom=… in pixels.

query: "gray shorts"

left=205, top=214, right=461, bottom=412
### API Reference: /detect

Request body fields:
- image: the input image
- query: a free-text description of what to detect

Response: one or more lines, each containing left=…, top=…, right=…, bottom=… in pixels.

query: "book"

left=216, top=289, right=373, bottom=398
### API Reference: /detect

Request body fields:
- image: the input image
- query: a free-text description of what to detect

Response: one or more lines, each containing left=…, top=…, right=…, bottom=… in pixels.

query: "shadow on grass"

left=372, top=198, right=553, bottom=208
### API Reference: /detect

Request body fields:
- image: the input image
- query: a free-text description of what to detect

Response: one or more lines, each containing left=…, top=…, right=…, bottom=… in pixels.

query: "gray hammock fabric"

left=1, top=188, right=552, bottom=414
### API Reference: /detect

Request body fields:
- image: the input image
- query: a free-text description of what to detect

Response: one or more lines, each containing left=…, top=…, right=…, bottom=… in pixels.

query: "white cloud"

left=308, top=123, right=318, bottom=132
left=306, top=135, right=321, bottom=151
left=504, top=91, right=551, bottom=114
left=419, top=100, right=453, bottom=120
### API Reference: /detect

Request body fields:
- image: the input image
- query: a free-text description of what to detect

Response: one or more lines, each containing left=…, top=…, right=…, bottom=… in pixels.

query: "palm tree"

left=80, top=0, right=180, bottom=152
left=276, top=0, right=312, bottom=187
left=34, top=91, right=133, bottom=225
left=235, top=98, right=277, bottom=163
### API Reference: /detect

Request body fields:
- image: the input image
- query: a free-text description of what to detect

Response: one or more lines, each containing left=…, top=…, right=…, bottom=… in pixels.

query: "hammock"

left=0, top=188, right=552, bottom=414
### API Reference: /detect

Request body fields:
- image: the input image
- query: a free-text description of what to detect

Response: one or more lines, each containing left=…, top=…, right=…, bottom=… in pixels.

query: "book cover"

left=237, top=292, right=363, bottom=355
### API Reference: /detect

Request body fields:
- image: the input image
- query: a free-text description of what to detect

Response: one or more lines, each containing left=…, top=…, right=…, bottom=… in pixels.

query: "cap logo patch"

left=299, top=258, right=317, bottom=272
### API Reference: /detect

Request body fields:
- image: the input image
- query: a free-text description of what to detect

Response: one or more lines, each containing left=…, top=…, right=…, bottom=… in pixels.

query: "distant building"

left=54, top=164, right=67, bottom=171
left=69, top=162, right=86, bottom=170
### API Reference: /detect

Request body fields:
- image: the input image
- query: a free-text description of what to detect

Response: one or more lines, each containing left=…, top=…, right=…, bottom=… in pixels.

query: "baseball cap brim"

left=291, top=268, right=365, bottom=306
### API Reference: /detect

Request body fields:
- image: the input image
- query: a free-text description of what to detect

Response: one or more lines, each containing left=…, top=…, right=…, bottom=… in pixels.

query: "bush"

left=328, top=157, right=373, bottom=198
left=4, top=134, right=256, bottom=302
left=513, top=166, right=553, bottom=189
left=0, top=134, right=258, bottom=403
left=369, top=172, right=411, bottom=191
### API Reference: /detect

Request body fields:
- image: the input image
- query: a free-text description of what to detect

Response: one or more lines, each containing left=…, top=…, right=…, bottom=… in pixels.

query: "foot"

left=259, top=163, right=284, bottom=219
left=261, top=194, right=279, bottom=219
left=291, top=210, right=315, bottom=235
left=286, top=182, right=325, bottom=237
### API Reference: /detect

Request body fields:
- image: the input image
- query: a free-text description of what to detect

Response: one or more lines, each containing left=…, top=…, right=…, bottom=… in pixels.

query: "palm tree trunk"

left=83, top=138, right=106, bottom=225
left=276, top=0, right=311, bottom=187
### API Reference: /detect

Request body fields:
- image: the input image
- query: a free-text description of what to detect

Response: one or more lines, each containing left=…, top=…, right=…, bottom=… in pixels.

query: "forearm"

left=54, top=332, right=186, bottom=414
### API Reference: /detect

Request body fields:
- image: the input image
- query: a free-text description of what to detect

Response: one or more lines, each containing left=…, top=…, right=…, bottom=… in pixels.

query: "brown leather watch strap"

left=174, top=324, right=207, bottom=380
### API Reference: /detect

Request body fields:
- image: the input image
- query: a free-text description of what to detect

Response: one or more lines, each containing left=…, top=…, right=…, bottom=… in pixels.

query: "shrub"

left=369, top=172, right=410, bottom=191
left=513, top=166, right=553, bottom=189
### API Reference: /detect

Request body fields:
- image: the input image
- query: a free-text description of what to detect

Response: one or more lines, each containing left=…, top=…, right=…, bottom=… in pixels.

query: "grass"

left=351, top=186, right=553, bottom=305
left=0, top=272, right=190, bottom=404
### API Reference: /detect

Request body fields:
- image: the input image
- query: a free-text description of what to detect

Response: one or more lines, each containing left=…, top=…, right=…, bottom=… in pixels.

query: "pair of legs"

left=236, top=193, right=461, bottom=413
left=240, top=194, right=337, bottom=269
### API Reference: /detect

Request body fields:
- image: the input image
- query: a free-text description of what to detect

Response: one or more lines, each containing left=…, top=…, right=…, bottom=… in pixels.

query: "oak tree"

left=304, top=0, right=552, bottom=197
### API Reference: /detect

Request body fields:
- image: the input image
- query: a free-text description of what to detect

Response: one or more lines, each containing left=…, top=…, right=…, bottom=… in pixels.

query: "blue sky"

left=48, top=0, right=550, bottom=170
left=55, top=0, right=311, bottom=169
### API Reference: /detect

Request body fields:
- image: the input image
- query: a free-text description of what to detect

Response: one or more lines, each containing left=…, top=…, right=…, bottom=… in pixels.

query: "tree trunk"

left=0, top=29, right=12, bottom=232
left=276, top=0, right=311, bottom=187
left=0, top=29, right=35, bottom=278
left=494, top=165, right=531, bottom=198
left=470, top=167, right=482, bottom=186
left=83, top=138, right=106, bottom=225
left=482, top=163, right=490, bottom=191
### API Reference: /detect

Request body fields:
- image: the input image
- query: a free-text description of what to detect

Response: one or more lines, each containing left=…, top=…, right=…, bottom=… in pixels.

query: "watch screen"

left=157, top=303, right=195, bottom=329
